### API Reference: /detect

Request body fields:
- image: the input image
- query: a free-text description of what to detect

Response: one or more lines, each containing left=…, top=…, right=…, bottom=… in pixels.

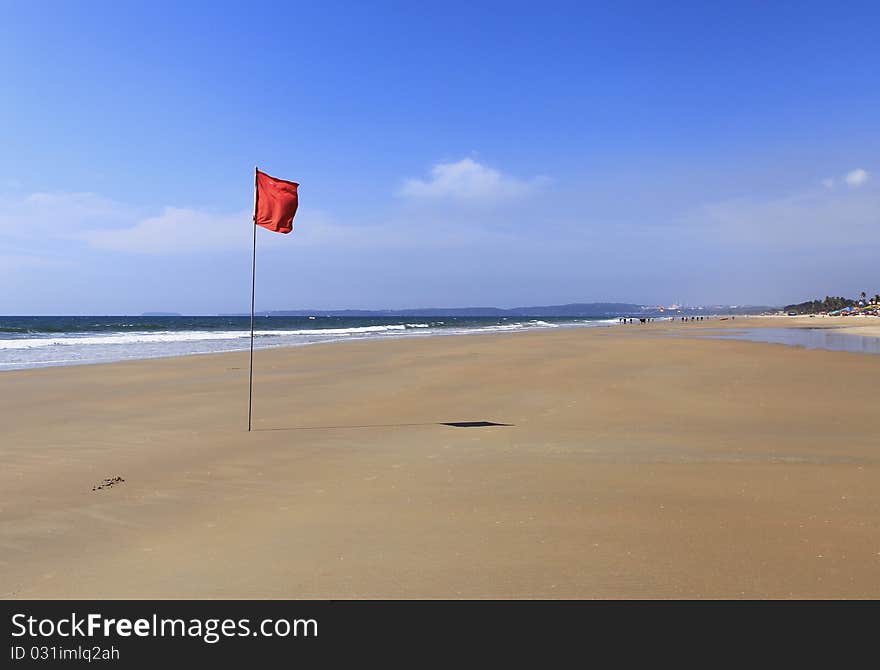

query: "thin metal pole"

left=248, top=168, right=258, bottom=431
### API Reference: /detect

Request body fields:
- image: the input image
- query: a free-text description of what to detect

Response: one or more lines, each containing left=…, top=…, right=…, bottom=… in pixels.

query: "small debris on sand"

left=92, top=476, right=125, bottom=492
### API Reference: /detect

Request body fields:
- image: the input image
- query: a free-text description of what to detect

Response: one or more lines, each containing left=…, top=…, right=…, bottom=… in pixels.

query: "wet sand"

left=2, top=317, right=879, bottom=598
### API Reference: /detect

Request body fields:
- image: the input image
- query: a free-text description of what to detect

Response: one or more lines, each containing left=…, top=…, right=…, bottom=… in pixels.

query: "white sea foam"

left=255, top=324, right=409, bottom=336
left=0, top=331, right=247, bottom=350
left=0, top=323, right=440, bottom=350
left=0, top=318, right=617, bottom=370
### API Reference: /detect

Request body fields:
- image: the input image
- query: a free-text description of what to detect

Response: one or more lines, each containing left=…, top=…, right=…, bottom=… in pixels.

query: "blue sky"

left=1, top=1, right=878, bottom=314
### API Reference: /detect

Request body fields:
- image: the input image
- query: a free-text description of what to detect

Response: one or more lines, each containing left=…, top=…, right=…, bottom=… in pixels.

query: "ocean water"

left=705, top=327, right=880, bottom=355
left=0, top=315, right=618, bottom=371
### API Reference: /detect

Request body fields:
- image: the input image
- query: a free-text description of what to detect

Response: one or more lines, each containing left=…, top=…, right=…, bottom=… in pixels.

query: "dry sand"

left=2, top=317, right=879, bottom=599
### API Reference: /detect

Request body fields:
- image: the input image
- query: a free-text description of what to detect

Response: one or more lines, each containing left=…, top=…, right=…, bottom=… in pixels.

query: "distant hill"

left=219, top=302, right=778, bottom=318
left=260, top=303, right=642, bottom=317
left=141, top=311, right=182, bottom=316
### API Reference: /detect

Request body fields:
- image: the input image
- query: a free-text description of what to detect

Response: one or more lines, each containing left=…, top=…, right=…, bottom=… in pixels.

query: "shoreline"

left=0, top=317, right=613, bottom=373
left=4, top=314, right=880, bottom=373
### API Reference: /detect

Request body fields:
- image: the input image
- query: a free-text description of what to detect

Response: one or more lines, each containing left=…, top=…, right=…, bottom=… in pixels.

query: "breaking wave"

left=0, top=316, right=617, bottom=370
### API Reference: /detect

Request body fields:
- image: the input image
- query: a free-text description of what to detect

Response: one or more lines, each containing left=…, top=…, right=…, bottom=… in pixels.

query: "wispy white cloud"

left=80, top=207, right=252, bottom=254
left=1, top=157, right=553, bottom=261
left=697, top=182, right=880, bottom=248
left=77, top=207, right=417, bottom=254
left=821, top=168, right=871, bottom=190
left=0, top=187, right=484, bottom=259
left=398, top=158, right=547, bottom=202
left=0, top=190, right=254, bottom=255
left=845, top=168, right=869, bottom=187
left=0, top=191, right=133, bottom=238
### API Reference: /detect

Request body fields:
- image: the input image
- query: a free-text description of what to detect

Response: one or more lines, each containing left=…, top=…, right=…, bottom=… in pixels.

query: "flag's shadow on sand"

left=253, top=421, right=512, bottom=432
left=440, top=421, right=511, bottom=428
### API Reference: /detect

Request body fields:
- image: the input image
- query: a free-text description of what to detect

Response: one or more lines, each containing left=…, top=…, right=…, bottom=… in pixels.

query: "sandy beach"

left=2, top=317, right=879, bottom=599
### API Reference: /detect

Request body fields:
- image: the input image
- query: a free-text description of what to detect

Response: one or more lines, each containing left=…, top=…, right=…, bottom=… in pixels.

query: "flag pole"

left=248, top=167, right=258, bottom=431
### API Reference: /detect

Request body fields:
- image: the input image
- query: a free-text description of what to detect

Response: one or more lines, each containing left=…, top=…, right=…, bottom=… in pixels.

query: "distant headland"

left=219, top=302, right=778, bottom=318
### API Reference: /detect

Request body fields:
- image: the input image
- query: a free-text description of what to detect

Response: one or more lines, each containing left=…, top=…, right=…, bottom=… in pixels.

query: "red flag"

left=254, top=169, right=299, bottom=234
